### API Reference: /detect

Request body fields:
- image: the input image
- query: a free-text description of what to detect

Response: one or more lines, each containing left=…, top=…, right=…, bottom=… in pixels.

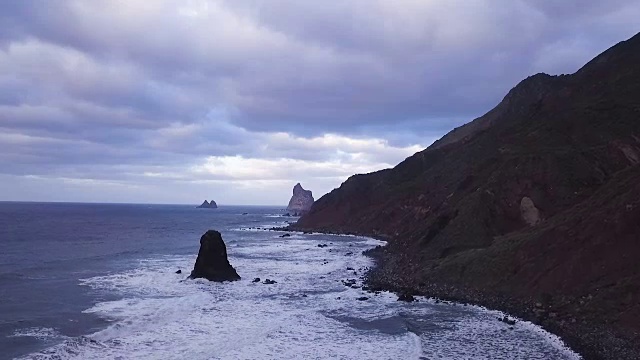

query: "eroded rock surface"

left=286, top=183, right=314, bottom=216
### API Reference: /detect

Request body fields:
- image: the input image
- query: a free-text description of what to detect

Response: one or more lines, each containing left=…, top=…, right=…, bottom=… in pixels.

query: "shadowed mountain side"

left=292, top=32, right=640, bottom=359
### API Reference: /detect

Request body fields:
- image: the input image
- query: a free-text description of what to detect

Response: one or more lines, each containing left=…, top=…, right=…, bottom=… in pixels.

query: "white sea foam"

left=10, top=327, right=66, bottom=341
left=22, top=225, right=581, bottom=360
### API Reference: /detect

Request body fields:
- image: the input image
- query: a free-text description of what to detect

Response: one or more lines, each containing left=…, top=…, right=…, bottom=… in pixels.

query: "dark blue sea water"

left=0, top=202, right=580, bottom=359
left=0, top=202, right=275, bottom=358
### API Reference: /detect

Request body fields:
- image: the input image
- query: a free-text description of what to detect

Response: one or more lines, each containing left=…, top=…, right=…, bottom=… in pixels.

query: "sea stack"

left=197, top=200, right=218, bottom=208
left=189, top=230, right=240, bottom=282
left=286, top=183, right=314, bottom=216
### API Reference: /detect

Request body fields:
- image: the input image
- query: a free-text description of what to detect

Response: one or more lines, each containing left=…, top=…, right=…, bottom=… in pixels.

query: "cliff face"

left=294, top=32, right=640, bottom=359
left=286, top=183, right=314, bottom=216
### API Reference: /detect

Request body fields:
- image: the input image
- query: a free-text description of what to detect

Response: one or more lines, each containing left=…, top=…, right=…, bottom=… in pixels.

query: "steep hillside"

left=292, top=32, right=640, bottom=359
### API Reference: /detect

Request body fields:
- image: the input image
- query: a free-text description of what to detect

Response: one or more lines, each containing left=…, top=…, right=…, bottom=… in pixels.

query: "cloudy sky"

left=0, top=1, right=638, bottom=205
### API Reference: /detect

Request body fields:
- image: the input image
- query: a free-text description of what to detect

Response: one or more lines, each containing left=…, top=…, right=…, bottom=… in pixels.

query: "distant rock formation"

left=197, top=200, right=218, bottom=208
left=189, top=230, right=240, bottom=282
left=286, top=183, right=314, bottom=216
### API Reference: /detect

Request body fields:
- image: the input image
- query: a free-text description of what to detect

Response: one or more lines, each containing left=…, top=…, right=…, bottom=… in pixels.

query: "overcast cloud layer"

left=0, top=1, right=638, bottom=205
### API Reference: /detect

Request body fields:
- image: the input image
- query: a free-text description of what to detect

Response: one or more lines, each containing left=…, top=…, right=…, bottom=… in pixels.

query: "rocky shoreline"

left=363, top=245, right=639, bottom=360
left=284, top=225, right=639, bottom=360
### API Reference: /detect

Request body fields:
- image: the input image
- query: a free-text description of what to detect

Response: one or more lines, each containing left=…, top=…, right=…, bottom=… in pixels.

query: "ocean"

left=0, top=202, right=580, bottom=359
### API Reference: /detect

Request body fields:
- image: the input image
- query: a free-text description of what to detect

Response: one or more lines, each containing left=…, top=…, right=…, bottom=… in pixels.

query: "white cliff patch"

left=520, top=197, right=541, bottom=226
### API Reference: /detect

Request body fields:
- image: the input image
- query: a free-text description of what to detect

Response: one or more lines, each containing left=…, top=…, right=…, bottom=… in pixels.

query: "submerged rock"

left=342, top=279, right=357, bottom=287
left=397, top=293, right=416, bottom=302
left=189, top=230, right=240, bottom=282
left=286, top=183, right=314, bottom=216
left=498, top=316, right=517, bottom=325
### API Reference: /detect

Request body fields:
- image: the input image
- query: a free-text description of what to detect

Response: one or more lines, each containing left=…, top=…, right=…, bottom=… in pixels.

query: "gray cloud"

left=0, top=0, right=638, bottom=203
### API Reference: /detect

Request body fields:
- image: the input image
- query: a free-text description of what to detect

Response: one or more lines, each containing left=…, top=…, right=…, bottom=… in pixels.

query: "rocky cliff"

left=286, top=183, right=314, bottom=216
left=293, top=32, right=640, bottom=360
left=189, top=230, right=240, bottom=282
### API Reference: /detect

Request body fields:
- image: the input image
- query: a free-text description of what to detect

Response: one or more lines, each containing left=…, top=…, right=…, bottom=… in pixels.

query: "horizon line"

left=0, top=200, right=287, bottom=207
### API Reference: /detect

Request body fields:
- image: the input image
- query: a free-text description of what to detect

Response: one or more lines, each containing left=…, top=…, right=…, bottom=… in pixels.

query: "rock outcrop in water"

left=197, top=200, right=218, bottom=209
left=293, top=32, right=640, bottom=360
left=286, top=183, right=314, bottom=216
left=189, top=230, right=240, bottom=282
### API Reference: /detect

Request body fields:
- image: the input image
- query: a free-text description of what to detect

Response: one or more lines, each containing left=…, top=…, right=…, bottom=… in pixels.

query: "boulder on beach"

left=286, top=183, right=314, bottom=216
left=189, top=230, right=240, bottom=282
left=197, top=200, right=218, bottom=209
